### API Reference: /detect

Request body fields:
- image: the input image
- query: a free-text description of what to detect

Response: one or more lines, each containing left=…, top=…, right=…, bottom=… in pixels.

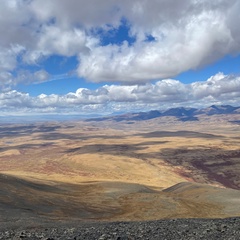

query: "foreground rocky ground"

left=1, top=217, right=240, bottom=240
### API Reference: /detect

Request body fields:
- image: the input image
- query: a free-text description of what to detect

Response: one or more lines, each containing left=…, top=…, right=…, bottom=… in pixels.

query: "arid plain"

left=1, top=113, right=240, bottom=228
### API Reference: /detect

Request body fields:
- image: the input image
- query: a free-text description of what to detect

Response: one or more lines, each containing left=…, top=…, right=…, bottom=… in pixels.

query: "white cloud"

left=0, top=73, right=239, bottom=115
left=0, top=0, right=240, bottom=115
left=192, top=72, right=240, bottom=98
left=0, top=69, right=51, bottom=92
left=0, top=0, right=240, bottom=88
left=29, top=0, right=122, bottom=28
left=78, top=0, right=239, bottom=83
left=33, top=26, right=89, bottom=58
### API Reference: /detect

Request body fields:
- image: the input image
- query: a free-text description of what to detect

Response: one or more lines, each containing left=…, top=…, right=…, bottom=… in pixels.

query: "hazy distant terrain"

left=0, top=106, right=240, bottom=229
left=86, top=105, right=240, bottom=122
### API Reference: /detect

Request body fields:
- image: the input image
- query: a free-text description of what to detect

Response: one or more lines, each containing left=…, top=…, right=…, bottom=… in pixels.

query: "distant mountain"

left=86, top=105, right=240, bottom=122
left=196, top=105, right=239, bottom=115
left=161, top=107, right=197, bottom=117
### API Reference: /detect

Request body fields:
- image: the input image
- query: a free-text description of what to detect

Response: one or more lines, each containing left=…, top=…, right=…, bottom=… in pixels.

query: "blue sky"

left=0, top=0, right=240, bottom=116
left=176, top=55, right=240, bottom=83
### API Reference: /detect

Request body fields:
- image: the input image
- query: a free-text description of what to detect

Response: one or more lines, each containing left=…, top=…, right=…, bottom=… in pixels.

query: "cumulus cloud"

left=192, top=72, right=240, bottom=99
left=78, top=0, right=240, bottom=83
left=0, top=69, right=51, bottom=92
left=0, top=0, right=240, bottom=88
left=0, top=73, right=239, bottom=115
left=0, top=0, right=240, bottom=116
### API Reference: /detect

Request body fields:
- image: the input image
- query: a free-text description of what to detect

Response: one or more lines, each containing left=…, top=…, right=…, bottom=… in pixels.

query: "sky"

left=0, top=0, right=240, bottom=116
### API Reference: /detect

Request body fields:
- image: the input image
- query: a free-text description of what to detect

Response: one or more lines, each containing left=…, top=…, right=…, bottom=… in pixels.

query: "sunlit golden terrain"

left=0, top=114, right=240, bottom=223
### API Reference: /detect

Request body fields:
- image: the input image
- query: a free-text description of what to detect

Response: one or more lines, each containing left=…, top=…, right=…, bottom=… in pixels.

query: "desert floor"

left=0, top=116, right=240, bottom=224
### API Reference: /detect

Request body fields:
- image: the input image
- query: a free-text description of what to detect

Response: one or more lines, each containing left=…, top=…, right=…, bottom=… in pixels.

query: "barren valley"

left=0, top=111, right=240, bottom=232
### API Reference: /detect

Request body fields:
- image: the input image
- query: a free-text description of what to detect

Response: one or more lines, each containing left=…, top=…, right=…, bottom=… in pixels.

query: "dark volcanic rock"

left=1, top=217, right=240, bottom=240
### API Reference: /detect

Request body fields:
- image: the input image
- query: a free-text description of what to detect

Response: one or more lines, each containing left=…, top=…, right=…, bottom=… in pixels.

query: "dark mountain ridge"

left=86, top=105, right=240, bottom=122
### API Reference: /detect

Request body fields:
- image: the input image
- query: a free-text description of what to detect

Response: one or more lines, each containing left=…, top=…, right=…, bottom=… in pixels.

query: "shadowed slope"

left=163, top=182, right=240, bottom=215
left=1, top=173, right=240, bottom=227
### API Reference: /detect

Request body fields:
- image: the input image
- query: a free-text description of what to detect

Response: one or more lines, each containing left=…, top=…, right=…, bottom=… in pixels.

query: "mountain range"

left=87, top=105, right=240, bottom=122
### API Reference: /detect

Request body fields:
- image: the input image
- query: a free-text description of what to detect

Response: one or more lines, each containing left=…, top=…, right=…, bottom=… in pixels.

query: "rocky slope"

left=1, top=217, right=240, bottom=239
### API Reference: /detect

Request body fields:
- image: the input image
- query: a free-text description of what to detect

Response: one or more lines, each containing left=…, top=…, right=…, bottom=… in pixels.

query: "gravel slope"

left=1, top=217, right=240, bottom=240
